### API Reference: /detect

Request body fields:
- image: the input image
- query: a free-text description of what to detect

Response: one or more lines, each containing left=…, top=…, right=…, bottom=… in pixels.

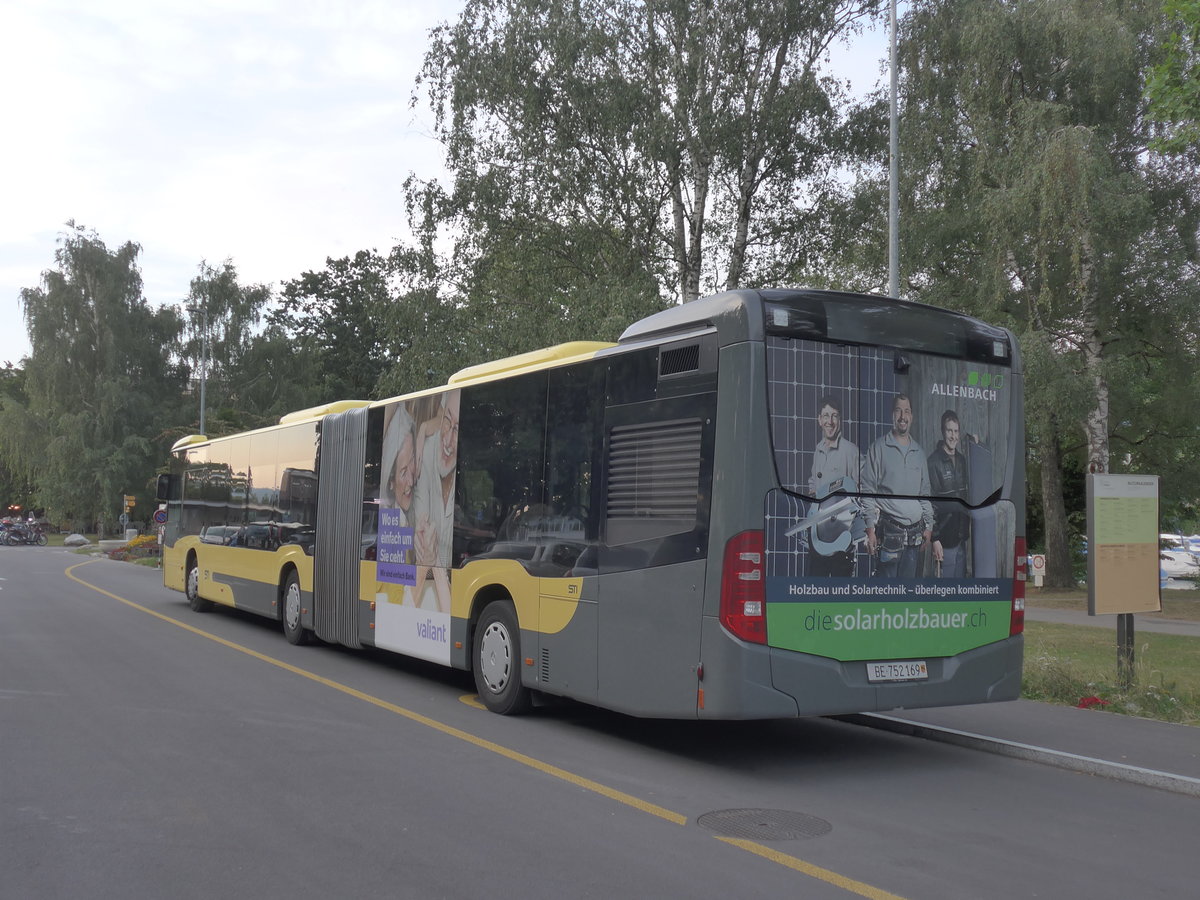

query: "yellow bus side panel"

left=449, top=559, right=584, bottom=635
left=162, top=536, right=313, bottom=609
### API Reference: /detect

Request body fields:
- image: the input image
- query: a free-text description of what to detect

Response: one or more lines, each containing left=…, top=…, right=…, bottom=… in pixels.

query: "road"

left=2, top=547, right=1197, bottom=899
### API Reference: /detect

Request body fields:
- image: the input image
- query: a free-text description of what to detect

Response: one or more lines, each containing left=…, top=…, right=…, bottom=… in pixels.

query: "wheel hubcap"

left=285, top=583, right=301, bottom=630
left=479, top=621, right=511, bottom=694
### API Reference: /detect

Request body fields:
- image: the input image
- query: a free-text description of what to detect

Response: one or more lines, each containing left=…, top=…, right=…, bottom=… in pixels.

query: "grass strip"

left=1023, top=621, right=1200, bottom=725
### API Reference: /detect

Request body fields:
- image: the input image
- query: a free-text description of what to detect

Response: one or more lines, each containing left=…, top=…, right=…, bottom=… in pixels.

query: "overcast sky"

left=0, top=0, right=893, bottom=368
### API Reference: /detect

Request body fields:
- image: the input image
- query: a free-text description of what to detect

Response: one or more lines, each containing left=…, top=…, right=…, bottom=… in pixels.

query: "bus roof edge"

left=170, top=434, right=208, bottom=452
left=278, top=400, right=372, bottom=425
left=448, top=341, right=616, bottom=386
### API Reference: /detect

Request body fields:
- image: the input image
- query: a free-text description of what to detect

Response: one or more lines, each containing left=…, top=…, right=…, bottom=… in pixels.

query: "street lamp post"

left=888, top=0, right=900, bottom=299
left=198, top=308, right=208, bottom=435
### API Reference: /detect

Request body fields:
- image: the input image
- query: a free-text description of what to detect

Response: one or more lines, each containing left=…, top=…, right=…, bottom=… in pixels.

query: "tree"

left=180, top=260, right=273, bottom=433
left=0, top=364, right=36, bottom=514
left=0, top=224, right=184, bottom=532
left=887, top=0, right=1200, bottom=585
left=272, top=250, right=399, bottom=401
left=414, top=0, right=880, bottom=312
left=1147, top=0, right=1200, bottom=153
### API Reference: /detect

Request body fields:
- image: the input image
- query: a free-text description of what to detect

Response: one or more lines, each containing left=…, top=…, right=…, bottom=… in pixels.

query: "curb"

left=835, top=712, right=1200, bottom=798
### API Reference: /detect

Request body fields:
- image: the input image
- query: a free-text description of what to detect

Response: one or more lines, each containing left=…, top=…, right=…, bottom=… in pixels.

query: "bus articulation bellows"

left=158, top=289, right=1024, bottom=718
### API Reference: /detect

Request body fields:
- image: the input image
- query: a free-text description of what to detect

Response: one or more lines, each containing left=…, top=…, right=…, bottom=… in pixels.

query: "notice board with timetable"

left=1087, top=474, right=1162, bottom=615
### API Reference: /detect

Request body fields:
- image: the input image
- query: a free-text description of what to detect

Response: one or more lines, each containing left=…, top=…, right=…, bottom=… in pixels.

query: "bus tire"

left=186, top=559, right=214, bottom=613
left=472, top=600, right=531, bottom=715
left=281, top=571, right=310, bottom=646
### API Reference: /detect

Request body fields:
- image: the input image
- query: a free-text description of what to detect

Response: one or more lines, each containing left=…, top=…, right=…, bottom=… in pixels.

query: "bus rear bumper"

left=699, top=617, right=1022, bottom=718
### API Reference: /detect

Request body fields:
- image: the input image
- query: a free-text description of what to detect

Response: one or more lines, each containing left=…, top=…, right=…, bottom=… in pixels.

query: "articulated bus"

left=158, top=289, right=1024, bottom=718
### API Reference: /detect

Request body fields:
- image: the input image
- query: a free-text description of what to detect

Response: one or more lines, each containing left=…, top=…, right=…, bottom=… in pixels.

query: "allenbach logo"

left=930, top=370, right=1004, bottom=403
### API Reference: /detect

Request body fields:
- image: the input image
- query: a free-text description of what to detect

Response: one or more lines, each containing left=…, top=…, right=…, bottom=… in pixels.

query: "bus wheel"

left=186, top=560, right=214, bottom=613
left=281, top=571, right=310, bottom=646
left=473, top=601, right=531, bottom=715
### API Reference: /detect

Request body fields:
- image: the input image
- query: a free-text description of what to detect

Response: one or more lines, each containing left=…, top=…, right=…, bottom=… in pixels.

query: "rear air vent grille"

left=660, top=344, right=701, bottom=376
left=606, top=418, right=702, bottom=545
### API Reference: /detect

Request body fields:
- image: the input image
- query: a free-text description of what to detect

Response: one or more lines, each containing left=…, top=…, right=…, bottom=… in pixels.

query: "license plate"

left=866, top=660, right=928, bottom=682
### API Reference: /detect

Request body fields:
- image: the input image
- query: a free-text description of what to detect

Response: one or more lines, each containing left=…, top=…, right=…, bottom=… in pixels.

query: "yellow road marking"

left=67, top=559, right=908, bottom=899
left=65, top=560, right=684, bottom=825
left=716, top=838, right=907, bottom=900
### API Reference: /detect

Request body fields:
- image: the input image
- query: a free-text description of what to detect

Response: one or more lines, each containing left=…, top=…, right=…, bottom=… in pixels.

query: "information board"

left=1087, top=474, right=1162, bottom=615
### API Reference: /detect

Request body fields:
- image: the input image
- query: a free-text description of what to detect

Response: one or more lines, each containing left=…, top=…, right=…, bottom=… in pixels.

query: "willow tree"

left=892, top=0, right=1200, bottom=584
left=1, top=224, right=184, bottom=531
left=413, top=0, right=879, bottom=316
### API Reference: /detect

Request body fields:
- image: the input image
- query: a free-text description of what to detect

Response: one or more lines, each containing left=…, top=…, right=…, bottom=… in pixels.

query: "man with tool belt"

left=862, top=394, right=933, bottom=578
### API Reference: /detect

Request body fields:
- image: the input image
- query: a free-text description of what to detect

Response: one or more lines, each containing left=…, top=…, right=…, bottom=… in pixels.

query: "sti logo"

left=967, top=371, right=1005, bottom=390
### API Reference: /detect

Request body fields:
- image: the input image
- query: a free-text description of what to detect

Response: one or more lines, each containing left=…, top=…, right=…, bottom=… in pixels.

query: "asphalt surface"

left=22, top=549, right=1200, bottom=800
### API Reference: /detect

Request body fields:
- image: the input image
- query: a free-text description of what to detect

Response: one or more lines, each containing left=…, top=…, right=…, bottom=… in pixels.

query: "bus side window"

left=456, top=371, right=549, bottom=566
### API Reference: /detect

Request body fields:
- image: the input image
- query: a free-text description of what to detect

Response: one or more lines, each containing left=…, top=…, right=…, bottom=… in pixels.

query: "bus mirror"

left=155, top=474, right=174, bottom=502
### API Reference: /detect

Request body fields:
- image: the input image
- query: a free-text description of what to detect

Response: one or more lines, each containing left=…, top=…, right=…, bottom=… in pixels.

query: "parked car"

left=199, top=525, right=239, bottom=545
left=1159, top=534, right=1200, bottom=579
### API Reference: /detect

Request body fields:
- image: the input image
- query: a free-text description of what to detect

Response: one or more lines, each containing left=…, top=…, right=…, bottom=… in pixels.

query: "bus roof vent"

left=660, top=344, right=700, bottom=377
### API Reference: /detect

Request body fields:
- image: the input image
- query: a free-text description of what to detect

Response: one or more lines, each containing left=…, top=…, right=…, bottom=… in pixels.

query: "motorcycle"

left=2, top=521, right=48, bottom=546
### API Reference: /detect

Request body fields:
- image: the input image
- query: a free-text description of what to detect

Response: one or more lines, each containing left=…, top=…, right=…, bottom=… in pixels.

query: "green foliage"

left=865, top=0, right=1200, bottom=581
left=272, top=250, right=397, bottom=402
left=1147, top=0, right=1200, bottom=153
left=0, top=365, right=35, bottom=512
left=414, top=0, right=880, bottom=313
left=179, top=259, right=281, bottom=432
left=0, top=224, right=184, bottom=531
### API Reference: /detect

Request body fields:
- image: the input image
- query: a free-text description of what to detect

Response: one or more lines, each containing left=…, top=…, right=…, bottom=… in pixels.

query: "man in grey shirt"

left=862, top=393, right=933, bottom=578
left=806, top=395, right=860, bottom=576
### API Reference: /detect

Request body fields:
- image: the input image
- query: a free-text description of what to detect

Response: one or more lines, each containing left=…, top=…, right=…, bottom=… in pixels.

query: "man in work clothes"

left=862, top=393, right=933, bottom=578
left=806, top=395, right=861, bottom=576
left=928, top=409, right=971, bottom=578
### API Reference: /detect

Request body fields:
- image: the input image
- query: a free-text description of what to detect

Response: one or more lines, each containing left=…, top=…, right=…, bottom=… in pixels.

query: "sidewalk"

left=864, top=698, right=1200, bottom=785
left=1025, top=606, right=1200, bottom=638
left=847, top=609, right=1200, bottom=792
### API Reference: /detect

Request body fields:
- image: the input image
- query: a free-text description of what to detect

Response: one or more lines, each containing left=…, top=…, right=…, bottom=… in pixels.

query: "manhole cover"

left=696, top=808, right=832, bottom=841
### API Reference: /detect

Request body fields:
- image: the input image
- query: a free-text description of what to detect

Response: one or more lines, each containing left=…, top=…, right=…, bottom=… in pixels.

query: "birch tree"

left=413, top=0, right=878, bottom=306
left=893, top=0, right=1200, bottom=584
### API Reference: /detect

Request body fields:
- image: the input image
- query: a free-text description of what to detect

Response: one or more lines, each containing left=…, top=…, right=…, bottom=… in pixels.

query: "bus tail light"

left=1011, top=537, right=1026, bottom=636
left=721, top=531, right=767, bottom=644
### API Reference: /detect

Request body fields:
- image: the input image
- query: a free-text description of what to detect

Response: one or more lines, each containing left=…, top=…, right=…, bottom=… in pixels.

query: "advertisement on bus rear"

left=764, top=338, right=1017, bottom=660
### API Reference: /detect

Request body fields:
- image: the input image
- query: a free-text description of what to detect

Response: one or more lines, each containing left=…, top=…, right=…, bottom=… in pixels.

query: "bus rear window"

left=766, top=337, right=1013, bottom=507
left=764, top=292, right=1011, bottom=364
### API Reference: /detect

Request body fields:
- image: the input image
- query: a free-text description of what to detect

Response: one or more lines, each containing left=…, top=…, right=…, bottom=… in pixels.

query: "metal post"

left=1117, top=613, right=1135, bottom=691
left=888, top=0, right=900, bottom=299
left=198, top=308, right=207, bottom=435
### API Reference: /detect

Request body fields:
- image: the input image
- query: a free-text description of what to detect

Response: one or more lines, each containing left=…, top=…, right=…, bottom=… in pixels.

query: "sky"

left=0, top=0, right=894, bottom=368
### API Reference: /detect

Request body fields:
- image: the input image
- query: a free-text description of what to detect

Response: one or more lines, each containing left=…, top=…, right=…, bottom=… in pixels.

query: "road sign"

left=1030, top=554, right=1046, bottom=587
left=153, top=509, right=168, bottom=525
